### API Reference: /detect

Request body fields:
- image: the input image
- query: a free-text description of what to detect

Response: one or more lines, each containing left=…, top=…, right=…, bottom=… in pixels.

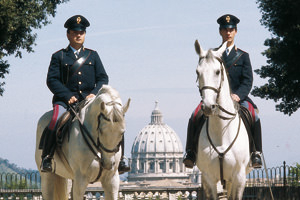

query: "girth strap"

left=206, top=116, right=241, bottom=189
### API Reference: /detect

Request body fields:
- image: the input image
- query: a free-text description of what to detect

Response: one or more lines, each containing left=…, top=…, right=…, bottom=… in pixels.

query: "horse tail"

left=54, top=174, right=69, bottom=200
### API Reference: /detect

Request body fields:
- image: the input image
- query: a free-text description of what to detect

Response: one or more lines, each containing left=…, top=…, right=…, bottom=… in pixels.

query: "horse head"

left=194, top=40, right=229, bottom=116
left=87, top=85, right=130, bottom=170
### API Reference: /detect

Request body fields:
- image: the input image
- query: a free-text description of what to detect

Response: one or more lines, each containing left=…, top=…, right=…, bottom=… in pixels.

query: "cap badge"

left=77, top=17, right=81, bottom=24
left=226, top=16, right=230, bottom=23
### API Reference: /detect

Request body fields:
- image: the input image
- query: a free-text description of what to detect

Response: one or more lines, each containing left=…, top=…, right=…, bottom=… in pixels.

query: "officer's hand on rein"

left=68, top=96, right=78, bottom=104
left=86, top=94, right=95, bottom=100
left=231, top=94, right=240, bottom=102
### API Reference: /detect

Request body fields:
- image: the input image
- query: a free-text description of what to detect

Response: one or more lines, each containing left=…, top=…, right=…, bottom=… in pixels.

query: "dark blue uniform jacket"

left=222, top=46, right=256, bottom=107
left=47, top=46, right=109, bottom=108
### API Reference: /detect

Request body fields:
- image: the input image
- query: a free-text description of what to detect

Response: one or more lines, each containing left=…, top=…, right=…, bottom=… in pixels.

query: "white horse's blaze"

left=194, top=41, right=252, bottom=200
left=35, top=85, right=130, bottom=200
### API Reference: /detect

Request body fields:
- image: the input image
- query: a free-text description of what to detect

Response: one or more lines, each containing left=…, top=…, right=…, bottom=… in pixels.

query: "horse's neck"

left=208, top=74, right=238, bottom=144
left=208, top=115, right=238, bottom=146
left=80, top=103, right=99, bottom=132
left=218, top=73, right=236, bottom=117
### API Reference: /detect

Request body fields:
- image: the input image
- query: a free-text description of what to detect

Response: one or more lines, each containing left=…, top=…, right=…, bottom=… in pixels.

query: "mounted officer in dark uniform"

left=41, top=15, right=130, bottom=174
left=183, top=14, right=263, bottom=169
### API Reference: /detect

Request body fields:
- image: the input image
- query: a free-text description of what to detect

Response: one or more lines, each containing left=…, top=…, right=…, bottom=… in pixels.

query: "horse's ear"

left=195, top=40, right=205, bottom=57
left=123, top=98, right=131, bottom=114
left=214, top=41, right=227, bottom=57
left=195, top=40, right=201, bottom=55
left=101, top=101, right=105, bottom=111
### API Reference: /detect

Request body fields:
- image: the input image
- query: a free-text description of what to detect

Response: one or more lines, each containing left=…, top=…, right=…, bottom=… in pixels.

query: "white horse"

left=35, top=85, right=130, bottom=200
left=194, top=41, right=252, bottom=200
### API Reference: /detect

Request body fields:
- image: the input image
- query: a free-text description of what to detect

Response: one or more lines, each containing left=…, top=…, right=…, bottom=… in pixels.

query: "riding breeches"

left=240, top=100, right=259, bottom=122
left=48, top=104, right=66, bottom=131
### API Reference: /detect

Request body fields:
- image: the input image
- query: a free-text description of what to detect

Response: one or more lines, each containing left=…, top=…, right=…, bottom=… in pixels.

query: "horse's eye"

left=216, top=70, right=220, bottom=75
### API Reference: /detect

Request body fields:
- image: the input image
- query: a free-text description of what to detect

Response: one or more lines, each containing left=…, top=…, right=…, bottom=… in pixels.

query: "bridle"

left=69, top=100, right=123, bottom=183
left=96, top=101, right=124, bottom=154
left=197, top=56, right=237, bottom=120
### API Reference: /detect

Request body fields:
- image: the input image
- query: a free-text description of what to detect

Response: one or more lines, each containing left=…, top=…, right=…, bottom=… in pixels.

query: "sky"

left=0, top=0, right=299, bottom=170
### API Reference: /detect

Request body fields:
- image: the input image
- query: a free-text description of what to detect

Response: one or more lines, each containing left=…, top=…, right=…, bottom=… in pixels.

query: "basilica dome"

left=128, top=102, right=189, bottom=182
left=131, top=102, right=183, bottom=154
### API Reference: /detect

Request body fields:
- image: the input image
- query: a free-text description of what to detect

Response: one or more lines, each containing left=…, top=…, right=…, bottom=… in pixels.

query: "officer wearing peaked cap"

left=217, top=14, right=240, bottom=29
left=183, top=14, right=263, bottom=169
left=64, top=15, right=90, bottom=31
left=41, top=15, right=130, bottom=174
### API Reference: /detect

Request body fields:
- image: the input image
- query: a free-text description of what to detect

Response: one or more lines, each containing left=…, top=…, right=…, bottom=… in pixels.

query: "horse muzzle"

left=202, top=103, right=218, bottom=116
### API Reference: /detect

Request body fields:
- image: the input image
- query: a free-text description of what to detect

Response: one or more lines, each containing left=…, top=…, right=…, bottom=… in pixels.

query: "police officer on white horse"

left=183, top=14, right=263, bottom=169
left=41, top=15, right=130, bottom=174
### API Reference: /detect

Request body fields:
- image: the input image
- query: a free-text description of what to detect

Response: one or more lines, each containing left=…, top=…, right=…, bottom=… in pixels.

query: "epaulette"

left=236, top=47, right=247, bottom=54
left=83, top=47, right=95, bottom=52
left=52, top=48, right=65, bottom=55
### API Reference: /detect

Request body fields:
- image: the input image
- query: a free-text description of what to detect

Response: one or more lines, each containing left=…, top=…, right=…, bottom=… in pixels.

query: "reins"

left=198, top=57, right=237, bottom=120
left=68, top=100, right=122, bottom=183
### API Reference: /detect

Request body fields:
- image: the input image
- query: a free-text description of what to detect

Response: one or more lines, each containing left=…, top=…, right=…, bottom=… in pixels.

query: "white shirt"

left=69, top=45, right=82, bottom=57
left=226, top=44, right=234, bottom=55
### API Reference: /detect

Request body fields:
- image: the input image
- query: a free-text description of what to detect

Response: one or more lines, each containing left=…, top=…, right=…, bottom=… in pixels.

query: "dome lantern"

left=150, top=101, right=163, bottom=125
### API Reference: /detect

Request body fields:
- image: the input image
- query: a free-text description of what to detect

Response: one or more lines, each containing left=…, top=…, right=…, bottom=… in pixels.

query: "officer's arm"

left=235, top=53, right=253, bottom=100
left=46, top=52, right=73, bottom=102
left=91, top=51, right=109, bottom=95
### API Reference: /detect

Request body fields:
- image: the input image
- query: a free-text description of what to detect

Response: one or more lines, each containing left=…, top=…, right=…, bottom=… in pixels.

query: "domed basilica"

left=128, top=102, right=191, bottom=182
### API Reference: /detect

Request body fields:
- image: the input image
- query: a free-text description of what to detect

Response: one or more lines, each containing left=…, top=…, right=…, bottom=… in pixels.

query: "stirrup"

left=251, top=152, right=262, bottom=168
left=40, top=156, right=53, bottom=173
left=183, top=151, right=196, bottom=169
left=118, top=156, right=130, bottom=174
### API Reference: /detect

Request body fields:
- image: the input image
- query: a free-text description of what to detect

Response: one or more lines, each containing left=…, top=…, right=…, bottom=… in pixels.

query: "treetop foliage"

left=252, top=0, right=300, bottom=115
left=0, top=0, right=69, bottom=96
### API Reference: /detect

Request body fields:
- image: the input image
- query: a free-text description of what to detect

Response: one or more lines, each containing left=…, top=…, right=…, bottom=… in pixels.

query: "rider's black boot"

left=183, top=117, right=197, bottom=168
left=118, top=136, right=130, bottom=174
left=41, top=127, right=56, bottom=173
left=183, top=110, right=206, bottom=169
left=251, top=152, right=262, bottom=169
left=251, top=119, right=262, bottom=168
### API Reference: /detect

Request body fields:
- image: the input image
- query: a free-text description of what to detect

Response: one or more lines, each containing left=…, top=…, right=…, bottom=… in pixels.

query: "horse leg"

left=226, top=181, right=232, bottom=199
left=202, top=174, right=217, bottom=200
left=40, top=173, right=67, bottom=200
left=41, top=173, right=55, bottom=200
left=101, top=171, right=120, bottom=200
left=72, top=174, right=89, bottom=200
left=229, top=170, right=246, bottom=200
left=216, top=181, right=228, bottom=200
left=54, top=175, right=69, bottom=200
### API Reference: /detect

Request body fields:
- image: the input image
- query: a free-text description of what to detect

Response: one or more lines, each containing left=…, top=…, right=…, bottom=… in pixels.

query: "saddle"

left=238, top=105, right=255, bottom=152
left=39, top=111, right=74, bottom=149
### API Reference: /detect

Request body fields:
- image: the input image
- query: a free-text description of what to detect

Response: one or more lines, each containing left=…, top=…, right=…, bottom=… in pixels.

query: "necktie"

left=226, top=48, right=229, bottom=56
left=75, top=51, right=79, bottom=58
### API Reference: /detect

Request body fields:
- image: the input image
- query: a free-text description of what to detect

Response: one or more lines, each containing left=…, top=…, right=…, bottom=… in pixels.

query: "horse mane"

left=99, top=85, right=124, bottom=123
left=206, top=49, right=217, bottom=62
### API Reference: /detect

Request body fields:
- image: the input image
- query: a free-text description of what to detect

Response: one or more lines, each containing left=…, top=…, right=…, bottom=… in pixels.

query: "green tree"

left=0, top=0, right=69, bottom=96
left=252, top=0, right=300, bottom=115
left=288, top=163, right=300, bottom=186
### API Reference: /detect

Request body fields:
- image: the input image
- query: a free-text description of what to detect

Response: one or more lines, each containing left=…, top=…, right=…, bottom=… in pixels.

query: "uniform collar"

left=226, top=43, right=235, bottom=55
left=69, top=45, right=83, bottom=53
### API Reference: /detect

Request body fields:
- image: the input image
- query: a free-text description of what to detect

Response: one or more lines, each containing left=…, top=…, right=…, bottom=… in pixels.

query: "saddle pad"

left=38, top=111, right=74, bottom=149
left=239, top=105, right=255, bottom=152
